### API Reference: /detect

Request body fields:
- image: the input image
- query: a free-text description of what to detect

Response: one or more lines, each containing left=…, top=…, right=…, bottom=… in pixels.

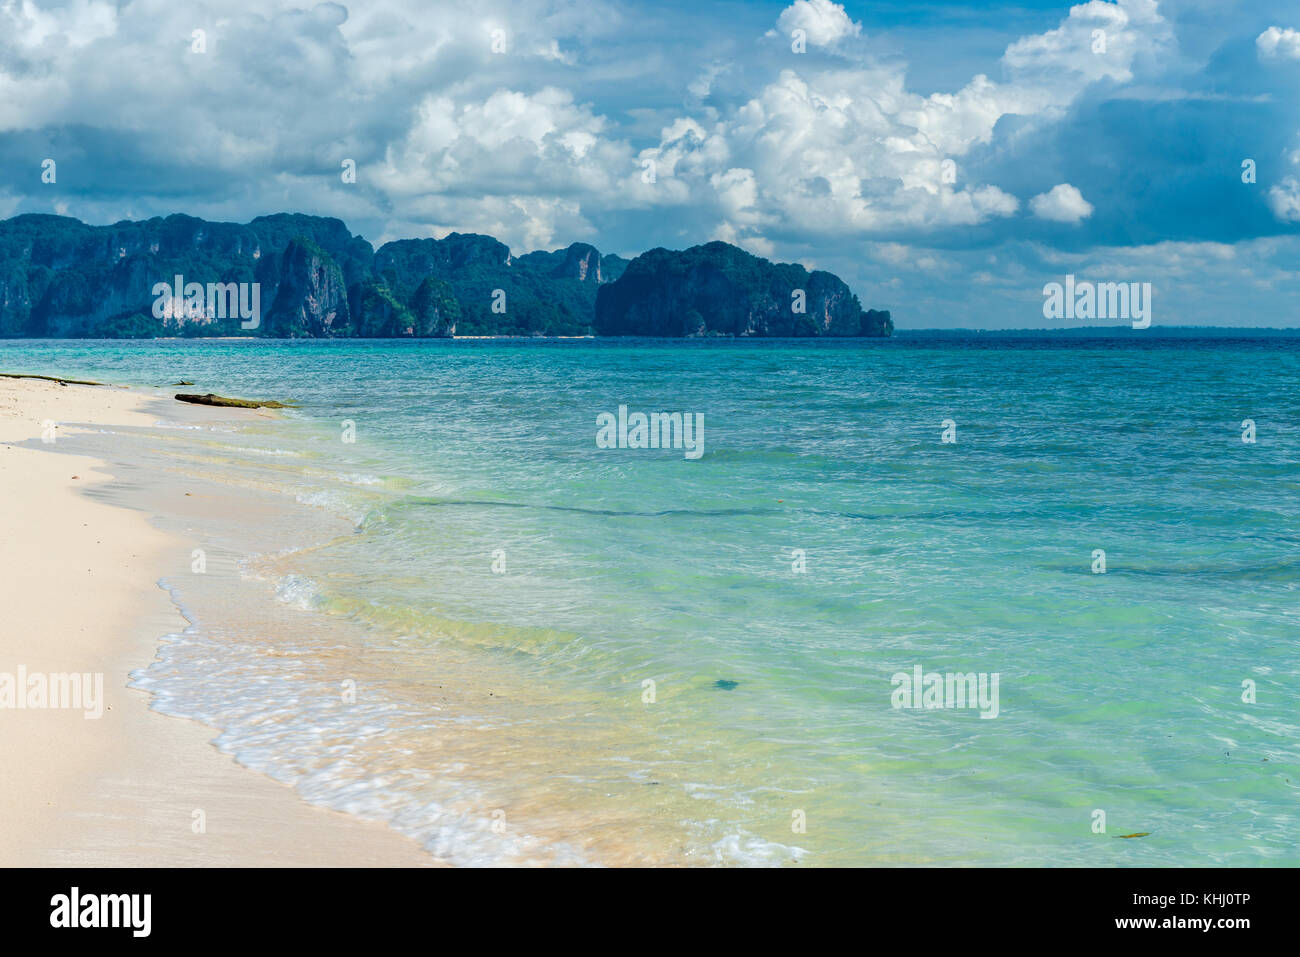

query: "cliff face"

left=374, top=233, right=511, bottom=291
left=41, top=256, right=163, bottom=336
left=517, top=242, right=610, bottom=282
left=860, top=308, right=893, bottom=337
left=265, top=239, right=351, bottom=336
left=410, top=277, right=460, bottom=337
left=559, top=243, right=601, bottom=282
left=0, top=213, right=366, bottom=337
left=373, top=236, right=620, bottom=336
left=351, top=280, right=412, bottom=337
left=594, top=241, right=891, bottom=337
left=0, top=214, right=889, bottom=338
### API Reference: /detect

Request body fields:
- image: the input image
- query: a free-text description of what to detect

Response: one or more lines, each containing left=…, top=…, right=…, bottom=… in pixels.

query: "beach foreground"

left=1, top=337, right=1295, bottom=868
left=0, top=377, right=434, bottom=866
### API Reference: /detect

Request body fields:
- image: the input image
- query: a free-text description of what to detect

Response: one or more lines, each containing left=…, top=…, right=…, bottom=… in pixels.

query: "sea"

left=4, top=335, right=1298, bottom=866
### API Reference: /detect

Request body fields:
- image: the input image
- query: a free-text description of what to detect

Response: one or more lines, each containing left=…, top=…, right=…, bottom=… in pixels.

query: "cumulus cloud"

left=639, top=0, right=1167, bottom=248
left=1029, top=183, right=1094, bottom=223
left=0, top=0, right=636, bottom=249
left=0, top=0, right=1280, bottom=287
left=1256, top=26, right=1300, bottom=60
left=373, top=86, right=636, bottom=247
left=1267, top=177, right=1300, bottom=222
left=1002, top=0, right=1171, bottom=88
left=773, top=0, right=862, bottom=49
left=0, top=0, right=117, bottom=52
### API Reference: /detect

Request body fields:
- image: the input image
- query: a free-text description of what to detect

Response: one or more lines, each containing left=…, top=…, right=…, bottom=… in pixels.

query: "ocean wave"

left=273, top=574, right=323, bottom=611
left=293, top=488, right=369, bottom=524
left=336, top=472, right=384, bottom=486
left=701, top=830, right=808, bottom=867
left=131, top=578, right=596, bottom=867
left=151, top=419, right=238, bottom=433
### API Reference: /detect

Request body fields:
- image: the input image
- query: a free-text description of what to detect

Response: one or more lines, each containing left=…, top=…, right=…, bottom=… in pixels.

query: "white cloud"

left=375, top=86, right=635, bottom=248
left=1267, top=178, right=1300, bottom=223
left=636, top=0, right=1166, bottom=248
left=774, top=0, right=862, bottom=49
left=1, top=0, right=117, bottom=51
left=710, top=168, right=761, bottom=225
left=1003, top=0, right=1169, bottom=88
left=1029, top=183, right=1094, bottom=223
left=1256, top=26, right=1300, bottom=60
left=0, top=0, right=1181, bottom=258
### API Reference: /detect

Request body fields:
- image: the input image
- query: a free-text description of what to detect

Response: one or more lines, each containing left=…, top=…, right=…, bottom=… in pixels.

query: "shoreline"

left=1, top=342, right=1288, bottom=866
left=0, top=377, right=437, bottom=866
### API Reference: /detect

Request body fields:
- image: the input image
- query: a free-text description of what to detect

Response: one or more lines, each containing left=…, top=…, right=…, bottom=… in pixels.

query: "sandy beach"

left=0, top=377, right=434, bottom=866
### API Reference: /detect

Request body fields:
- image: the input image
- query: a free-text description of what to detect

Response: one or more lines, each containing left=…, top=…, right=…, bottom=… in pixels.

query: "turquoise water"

left=5, top=337, right=1299, bottom=865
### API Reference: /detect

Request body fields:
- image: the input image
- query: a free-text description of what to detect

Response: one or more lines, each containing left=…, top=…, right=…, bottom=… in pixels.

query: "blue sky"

left=2, top=0, right=1299, bottom=327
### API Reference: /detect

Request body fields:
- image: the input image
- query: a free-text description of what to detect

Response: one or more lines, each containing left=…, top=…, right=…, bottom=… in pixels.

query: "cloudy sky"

left=2, top=0, right=1299, bottom=327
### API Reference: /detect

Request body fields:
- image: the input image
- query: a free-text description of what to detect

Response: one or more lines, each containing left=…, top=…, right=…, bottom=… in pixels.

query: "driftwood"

left=0, top=373, right=106, bottom=386
left=175, top=393, right=294, bottom=409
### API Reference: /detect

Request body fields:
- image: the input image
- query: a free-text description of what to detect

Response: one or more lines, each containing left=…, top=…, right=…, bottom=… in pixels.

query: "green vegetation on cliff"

left=595, top=241, right=892, bottom=337
left=0, top=214, right=890, bottom=338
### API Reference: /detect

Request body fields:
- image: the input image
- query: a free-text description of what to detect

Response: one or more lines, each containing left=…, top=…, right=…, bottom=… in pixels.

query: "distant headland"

left=0, top=214, right=891, bottom=340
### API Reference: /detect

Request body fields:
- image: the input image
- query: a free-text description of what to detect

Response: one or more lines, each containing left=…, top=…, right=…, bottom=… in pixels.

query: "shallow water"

left=5, top=336, right=1299, bottom=865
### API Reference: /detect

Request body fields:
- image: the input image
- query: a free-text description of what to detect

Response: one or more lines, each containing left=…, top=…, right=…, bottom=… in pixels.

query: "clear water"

left=4, top=337, right=1298, bottom=865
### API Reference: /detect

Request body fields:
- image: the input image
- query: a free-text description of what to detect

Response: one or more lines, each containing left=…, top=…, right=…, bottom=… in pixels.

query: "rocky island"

left=0, top=213, right=890, bottom=339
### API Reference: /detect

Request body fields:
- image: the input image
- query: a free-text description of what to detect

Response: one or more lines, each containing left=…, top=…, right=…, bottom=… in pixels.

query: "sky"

left=1, top=0, right=1299, bottom=328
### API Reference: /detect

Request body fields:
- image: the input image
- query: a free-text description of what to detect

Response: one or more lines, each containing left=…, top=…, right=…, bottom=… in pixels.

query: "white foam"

left=131, top=579, right=597, bottom=867
left=704, top=831, right=809, bottom=867
left=274, top=574, right=322, bottom=611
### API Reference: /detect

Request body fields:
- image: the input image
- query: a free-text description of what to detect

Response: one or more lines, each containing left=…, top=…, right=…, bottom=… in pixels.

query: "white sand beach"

left=0, top=377, right=436, bottom=866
